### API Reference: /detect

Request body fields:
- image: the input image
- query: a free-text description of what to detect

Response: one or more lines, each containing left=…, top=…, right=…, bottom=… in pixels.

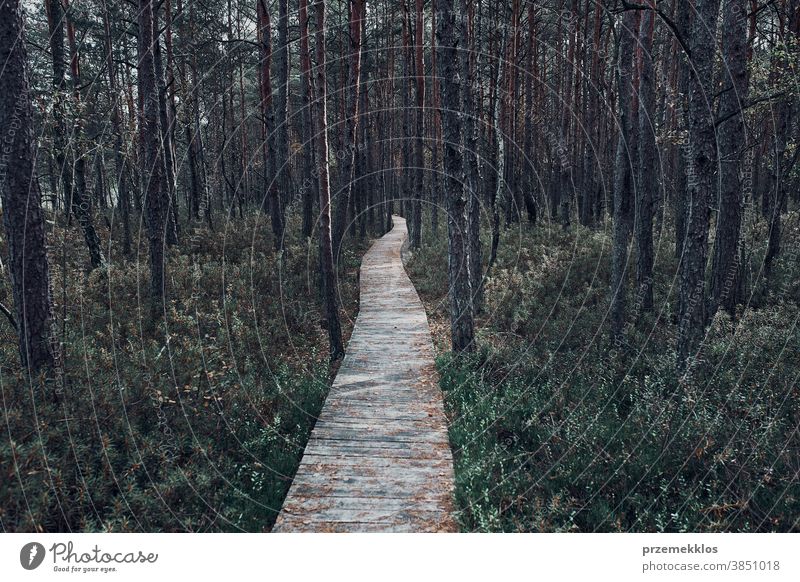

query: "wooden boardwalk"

left=273, top=216, right=457, bottom=532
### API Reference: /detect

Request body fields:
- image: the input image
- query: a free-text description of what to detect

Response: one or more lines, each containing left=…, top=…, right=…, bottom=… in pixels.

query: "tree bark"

left=610, top=9, right=639, bottom=344
left=710, top=0, right=750, bottom=316
left=430, top=0, right=441, bottom=236
left=636, top=2, right=656, bottom=312
left=410, top=0, right=425, bottom=248
left=437, top=0, right=475, bottom=353
left=332, top=0, right=365, bottom=261
left=461, top=0, right=483, bottom=309
left=763, top=0, right=798, bottom=275
left=275, top=0, right=291, bottom=220
left=138, top=0, right=169, bottom=315
left=59, top=0, right=105, bottom=270
left=313, top=0, right=345, bottom=361
left=299, top=0, right=316, bottom=239
left=101, top=0, right=131, bottom=257
left=674, top=7, right=692, bottom=259
left=677, top=0, right=721, bottom=372
left=0, top=0, right=58, bottom=372
left=257, top=0, right=285, bottom=250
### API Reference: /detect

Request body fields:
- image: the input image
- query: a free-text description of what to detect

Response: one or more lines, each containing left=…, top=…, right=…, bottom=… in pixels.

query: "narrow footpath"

left=273, top=216, right=457, bottom=532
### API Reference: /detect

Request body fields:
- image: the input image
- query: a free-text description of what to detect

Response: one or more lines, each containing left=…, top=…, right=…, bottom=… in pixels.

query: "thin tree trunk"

left=101, top=0, right=131, bottom=256
left=610, top=10, right=639, bottom=344
left=313, top=0, right=345, bottom=361
left=523, top=0, right=539, bottom=225
left=636, top=2, right=656, bottom=312
left=332, top=0, right=365, bottom=261
left=299, top=0, right=316, bottom=239
left=275, top=0, right=291, bottom=219
left=257, top=0, right=284, bottom=249
left=152, top=6, right=179, bottom=246
left=430, top=0, right=441, bottom=235
left=674, top=7, right=692, bottom=259
left=61, top=0, right=105, bottom=269
left=410, top=0, right=425, bottom=248
left=461, top=0, right=483, bottom=309
left=763, top=0, right=798, bottom=275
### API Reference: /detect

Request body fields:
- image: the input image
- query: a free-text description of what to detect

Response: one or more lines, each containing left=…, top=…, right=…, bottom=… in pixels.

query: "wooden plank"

left=272, top=216, right=456, bottom=533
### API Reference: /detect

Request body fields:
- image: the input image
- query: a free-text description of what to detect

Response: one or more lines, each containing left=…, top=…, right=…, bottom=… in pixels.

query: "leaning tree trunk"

left=138, top=0, right=169, bottom=315
left=0, top=0, right=58, bottom=372
left=710, top=0, right=750, bottom=316
left=437, top=0, right=475, bottom=353
left=313, top=0, right=345, bottom=361
left=677, top=0, right=721, bottom=372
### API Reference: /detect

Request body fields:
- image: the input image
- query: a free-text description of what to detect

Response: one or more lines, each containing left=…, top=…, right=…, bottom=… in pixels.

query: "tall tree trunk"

left=674, top=7, right=692, bottom=259
left=401, top=4, right=412, bottom=221
left=710, top=0, right=750, bottom=316
left=523, top=0, right=539, bottom=225
left=410, top=0, right=425, bottom=248
left=101, top=0, right=131, bottom=257
left=461, top=0, right=483, bottom=309
left=299, top=0, right=316, bottom=239
left=152, top=13, right=179, bottom=247
left=332, top=0, right=365, bottom=261
left=677, top=0, right=721, bottom=372
left=430, top=0, right=441, bottom=235
left=44, top=0, right=72, bottom=220
left=313, top=0, right=345, bottom=361
left=138, top=0, right=169, bottom=315
left=0, top=0, right=58, bottom=373
left=610, top=10, right=639, bottom=344
left=275, top=0, right=291, bottom=221
left=437, top=0, right=475, bottom=353
left=636, top=2, right=656, bottom=312
left=486, top=5, right=506, bottom=272
left=61, top=0, right=105, bottom=269
left=257, top=0, right=284, bottom=249
left=763, top=0, right=798, bottom=275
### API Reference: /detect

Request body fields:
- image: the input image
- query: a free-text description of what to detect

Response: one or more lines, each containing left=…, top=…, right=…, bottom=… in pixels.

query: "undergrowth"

left=408, top=212, right=800, bottom=532
left=1, top=213, right=368, bottom=532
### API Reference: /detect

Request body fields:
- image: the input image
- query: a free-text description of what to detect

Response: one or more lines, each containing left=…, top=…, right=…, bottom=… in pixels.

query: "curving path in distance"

left=273, top=216, right=457, bottom=532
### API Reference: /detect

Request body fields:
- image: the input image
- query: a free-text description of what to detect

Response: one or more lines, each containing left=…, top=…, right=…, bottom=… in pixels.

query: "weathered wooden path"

left=273, top=216, right=457, bottom=532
